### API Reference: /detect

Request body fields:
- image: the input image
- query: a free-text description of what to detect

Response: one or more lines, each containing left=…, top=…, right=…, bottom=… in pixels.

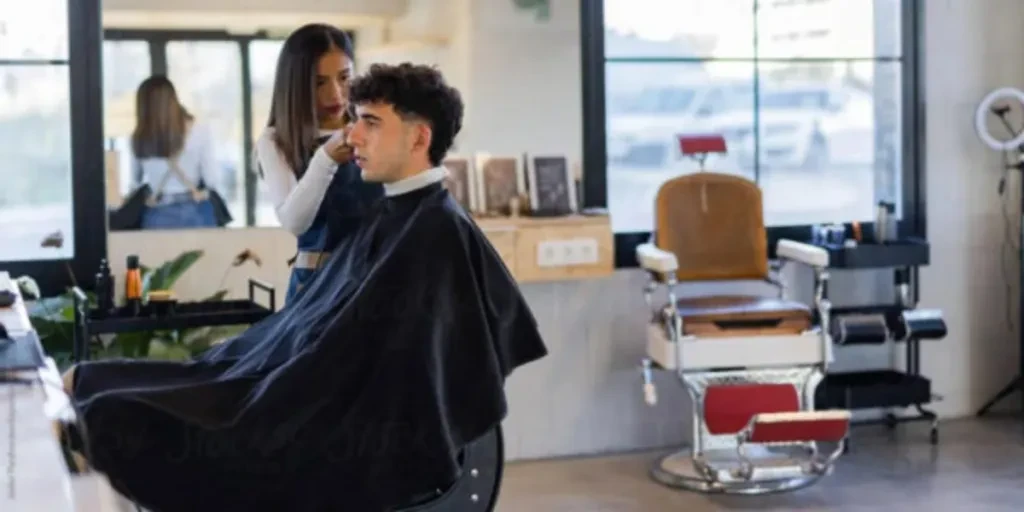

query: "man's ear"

left=415, top=123, right=433, bottom=155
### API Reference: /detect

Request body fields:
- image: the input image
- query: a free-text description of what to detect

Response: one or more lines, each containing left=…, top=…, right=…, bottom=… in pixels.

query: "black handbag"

left=201, top=186, right=233, bottom=227
left=108, top=183, right=153, bottom=230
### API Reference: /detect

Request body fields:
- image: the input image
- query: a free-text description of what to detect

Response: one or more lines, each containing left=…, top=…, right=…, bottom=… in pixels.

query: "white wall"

left=918, top=0, right=1024, bottom=414
left=105, top=0, right=1024, bottom=461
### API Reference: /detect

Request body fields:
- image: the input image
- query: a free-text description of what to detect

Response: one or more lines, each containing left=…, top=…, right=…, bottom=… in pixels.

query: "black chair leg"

left=399, top=426, right=505, bottom=511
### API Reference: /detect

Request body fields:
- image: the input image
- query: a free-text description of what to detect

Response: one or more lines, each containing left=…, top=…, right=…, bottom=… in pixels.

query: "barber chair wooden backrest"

left=654, top=172, right=768, bottom=282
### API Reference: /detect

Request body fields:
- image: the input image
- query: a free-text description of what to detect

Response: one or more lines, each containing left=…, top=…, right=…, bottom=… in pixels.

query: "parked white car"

left=711, top=85, right=876, bottom=170
left=607, top=82, right=750, bottom=169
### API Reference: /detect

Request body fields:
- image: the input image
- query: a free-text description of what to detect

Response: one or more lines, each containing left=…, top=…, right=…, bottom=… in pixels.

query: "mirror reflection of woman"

left=255, top=24, right=383, bottom=303
left=131, top=75, right=221, bottom=229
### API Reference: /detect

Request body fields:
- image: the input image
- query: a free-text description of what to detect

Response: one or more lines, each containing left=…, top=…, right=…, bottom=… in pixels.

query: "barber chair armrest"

left=776, top=239, right=829, bottom=270
left=636, top=243, right=678, bottom=279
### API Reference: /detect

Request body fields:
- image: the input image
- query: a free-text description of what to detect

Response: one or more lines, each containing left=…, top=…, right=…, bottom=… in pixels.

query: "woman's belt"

left=293, top=250, right=331, bottom=269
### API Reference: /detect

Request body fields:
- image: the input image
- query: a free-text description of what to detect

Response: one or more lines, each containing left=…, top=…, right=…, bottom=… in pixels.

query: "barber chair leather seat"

left=672, top=295, right=811, bottom=337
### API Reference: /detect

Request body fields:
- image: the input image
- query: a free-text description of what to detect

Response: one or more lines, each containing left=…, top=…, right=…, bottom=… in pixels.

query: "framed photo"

left=474, top=153, right=525, bottom=216
left=441, top=155, right=476, bottom=212
left=526, top=155, right=577, bottom=216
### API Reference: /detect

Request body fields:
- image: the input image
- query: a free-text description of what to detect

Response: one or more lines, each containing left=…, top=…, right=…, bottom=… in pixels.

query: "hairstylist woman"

left=132, top=75, right=221, bottom=229
left=256, top=24, right=383, bottom=303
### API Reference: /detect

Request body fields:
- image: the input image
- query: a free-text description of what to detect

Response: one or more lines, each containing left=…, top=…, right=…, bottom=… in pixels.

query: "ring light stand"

left=975, top=87, right=1024, bottom=151
left=974, top=87, right=1024, bottom=417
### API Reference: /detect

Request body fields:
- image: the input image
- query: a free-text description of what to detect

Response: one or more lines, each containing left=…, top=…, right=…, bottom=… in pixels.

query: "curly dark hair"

left=349, top=63, right=464, bottom=166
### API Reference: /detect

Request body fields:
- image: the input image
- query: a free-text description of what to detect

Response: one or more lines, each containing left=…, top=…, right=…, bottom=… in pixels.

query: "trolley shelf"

left=815, top=370, right=932, bottom=410
left=85, top=299, right=273, bottom=334
left=820, top=237, right=930, bottom=269
left=71, top=278, right=276, bottom=362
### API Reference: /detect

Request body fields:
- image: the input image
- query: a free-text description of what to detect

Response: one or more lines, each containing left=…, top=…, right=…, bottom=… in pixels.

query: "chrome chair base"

left=649, top=447, right=823, bottom=496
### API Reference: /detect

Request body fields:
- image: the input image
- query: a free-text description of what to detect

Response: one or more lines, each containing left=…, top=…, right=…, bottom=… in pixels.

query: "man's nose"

left=346, top=123, right=363, bottom=146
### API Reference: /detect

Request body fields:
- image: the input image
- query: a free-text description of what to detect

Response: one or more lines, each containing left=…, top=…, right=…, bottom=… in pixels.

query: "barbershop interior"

left=6, top=0, right=1024, bottom=510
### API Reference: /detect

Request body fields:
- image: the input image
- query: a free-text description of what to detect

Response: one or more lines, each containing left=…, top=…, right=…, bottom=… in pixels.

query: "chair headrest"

left=678, top=134, right=727, bottom=157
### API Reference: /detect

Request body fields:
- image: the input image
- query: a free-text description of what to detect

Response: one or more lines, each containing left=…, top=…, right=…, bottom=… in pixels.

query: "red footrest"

left=746, top=411, right=851, bottom=444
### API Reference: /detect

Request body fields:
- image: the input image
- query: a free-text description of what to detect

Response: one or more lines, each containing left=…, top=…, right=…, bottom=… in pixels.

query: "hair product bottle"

left=125, top=255, right=143, bottom=316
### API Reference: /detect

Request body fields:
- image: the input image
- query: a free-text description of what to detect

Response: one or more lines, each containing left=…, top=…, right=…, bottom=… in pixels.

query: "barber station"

left=6, top=0, right=1024, bottom=510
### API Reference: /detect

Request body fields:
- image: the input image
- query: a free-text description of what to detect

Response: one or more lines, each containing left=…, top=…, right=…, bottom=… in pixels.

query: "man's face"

left=347, top=102, right=414, bottom=182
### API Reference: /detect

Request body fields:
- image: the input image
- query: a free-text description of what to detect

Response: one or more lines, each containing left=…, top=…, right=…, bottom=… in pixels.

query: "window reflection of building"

left=601, top=0, right=905, bottom=232
left=0, top=2, right=75, bottom=262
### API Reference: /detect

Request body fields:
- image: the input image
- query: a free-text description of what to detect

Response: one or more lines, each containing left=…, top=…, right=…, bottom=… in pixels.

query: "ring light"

left=975, top=87, right=1024, bottom=151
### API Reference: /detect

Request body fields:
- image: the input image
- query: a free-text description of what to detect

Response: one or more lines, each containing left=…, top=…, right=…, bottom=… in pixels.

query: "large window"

left=0, top=0, right=106, bottom=296
left=0, top=1, right=74, bottom=262
left=583, top=0, right=923, bottom=265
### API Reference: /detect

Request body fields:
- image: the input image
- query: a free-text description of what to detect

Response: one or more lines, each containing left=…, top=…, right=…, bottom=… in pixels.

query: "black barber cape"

left=69, top=182, right=548, bottom=511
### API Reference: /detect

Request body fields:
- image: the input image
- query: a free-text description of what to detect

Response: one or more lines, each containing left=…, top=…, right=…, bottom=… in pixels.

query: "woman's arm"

left=255, top=128, right=338, bottom=235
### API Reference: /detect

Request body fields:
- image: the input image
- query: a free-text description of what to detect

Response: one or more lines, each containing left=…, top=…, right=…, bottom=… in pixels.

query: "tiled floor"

left=497, top=417, right=1024, bottom=511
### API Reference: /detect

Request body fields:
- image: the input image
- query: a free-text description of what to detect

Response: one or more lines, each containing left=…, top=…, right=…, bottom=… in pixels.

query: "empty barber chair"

left=635, top=135, right=850, bottom=495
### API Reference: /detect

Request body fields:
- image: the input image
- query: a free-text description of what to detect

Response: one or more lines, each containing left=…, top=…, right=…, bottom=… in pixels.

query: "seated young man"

left=61, top=63, right=547, bottom=512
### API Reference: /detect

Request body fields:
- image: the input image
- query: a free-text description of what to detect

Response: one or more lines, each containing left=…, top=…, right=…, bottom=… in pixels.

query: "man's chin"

left=359, top=168, right=382, bottom=183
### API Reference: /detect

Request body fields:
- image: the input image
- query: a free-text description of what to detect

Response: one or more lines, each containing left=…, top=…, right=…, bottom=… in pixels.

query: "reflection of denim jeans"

left=142, top=199, right=217, bottom=229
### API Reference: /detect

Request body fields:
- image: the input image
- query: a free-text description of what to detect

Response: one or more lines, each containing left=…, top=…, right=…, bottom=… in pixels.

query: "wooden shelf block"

left=473, top=215, right=614, bottom=283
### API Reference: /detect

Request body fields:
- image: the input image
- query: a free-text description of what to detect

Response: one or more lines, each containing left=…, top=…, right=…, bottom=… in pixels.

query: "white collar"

left=383, top=166, right=449, bottom=197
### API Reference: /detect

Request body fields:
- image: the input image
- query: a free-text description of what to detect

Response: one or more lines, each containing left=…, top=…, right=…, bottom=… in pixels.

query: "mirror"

left=102, top=31, right=286, bottom=232
left=100, top=0, right=582, bottom=233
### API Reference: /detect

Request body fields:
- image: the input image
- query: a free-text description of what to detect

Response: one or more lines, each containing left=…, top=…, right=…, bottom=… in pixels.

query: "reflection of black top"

left=69, top=182, right=549, bottom=511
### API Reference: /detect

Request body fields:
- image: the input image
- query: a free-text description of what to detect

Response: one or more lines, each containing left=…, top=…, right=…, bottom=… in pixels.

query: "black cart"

left=813, top=237, right=946, bottom=446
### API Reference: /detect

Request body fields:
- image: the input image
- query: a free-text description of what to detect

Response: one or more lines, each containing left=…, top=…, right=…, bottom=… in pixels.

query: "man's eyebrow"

left=359, top=112, right=383, bottom=122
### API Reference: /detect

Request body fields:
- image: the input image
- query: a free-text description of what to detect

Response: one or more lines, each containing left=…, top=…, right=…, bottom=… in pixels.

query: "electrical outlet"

left=573, top=238, right=599, bottom=264
left=537, top=241, right=562, bottom=267
left=537, top=239, right=600, bottom=267
left=561, top=242, right=575, bottom=265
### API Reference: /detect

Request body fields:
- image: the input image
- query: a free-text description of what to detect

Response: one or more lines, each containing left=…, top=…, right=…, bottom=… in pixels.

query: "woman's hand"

left=323, top=128, right=354, bottom=163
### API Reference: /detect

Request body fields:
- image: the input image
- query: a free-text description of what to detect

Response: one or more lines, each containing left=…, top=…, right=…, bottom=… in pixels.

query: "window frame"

left=579, top=0, right=927, bottom=268
left=1, top=0, right=106, bottom=297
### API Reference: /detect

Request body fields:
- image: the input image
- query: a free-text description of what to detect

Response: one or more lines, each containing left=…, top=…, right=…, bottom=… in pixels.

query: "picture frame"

left=474, top=153, right=526, bottom=216
left=441, top=155, right=476, bottom=212
left=526, top=155, right=577, bottom=216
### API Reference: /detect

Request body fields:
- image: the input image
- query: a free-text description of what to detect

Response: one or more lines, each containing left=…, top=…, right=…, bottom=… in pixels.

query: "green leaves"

left=142, top=249, right=203, bottom=293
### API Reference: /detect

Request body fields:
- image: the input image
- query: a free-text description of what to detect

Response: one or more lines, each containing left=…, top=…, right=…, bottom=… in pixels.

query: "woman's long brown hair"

left=131, top=75, right=193, bottom=159
left=264, top=23, right=355, bottom=179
